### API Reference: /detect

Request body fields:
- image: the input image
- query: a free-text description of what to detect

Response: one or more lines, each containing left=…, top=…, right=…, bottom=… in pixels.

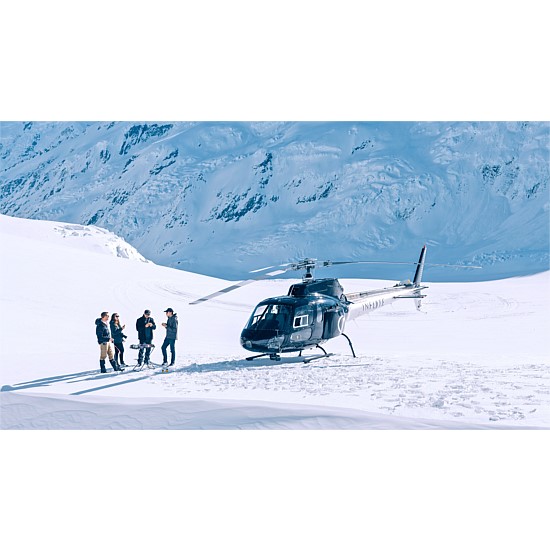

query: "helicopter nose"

left=240, top=337, right=253, bottom=349
left=240, top=330, right=284, bottom=353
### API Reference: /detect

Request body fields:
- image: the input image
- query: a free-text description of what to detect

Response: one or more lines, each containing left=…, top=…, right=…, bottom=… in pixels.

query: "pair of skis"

left=132, top=362, right=158, bottom=372
left=128, top=343, right=162, bottom=371
left=131, top=362, right=174, bottom=373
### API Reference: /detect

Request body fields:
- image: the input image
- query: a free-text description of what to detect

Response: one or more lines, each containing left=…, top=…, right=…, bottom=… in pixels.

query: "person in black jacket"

left=161, top=308, right=178, bottom=367
left=136, top=309, right=156, bottom=365
left=110, top=313, right=128, bottom=367
left=95, top=311, right=123, bottom=373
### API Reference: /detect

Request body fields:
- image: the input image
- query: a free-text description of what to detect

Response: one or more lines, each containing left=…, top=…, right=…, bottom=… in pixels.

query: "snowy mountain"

left=1, top=121, right=548, bottom=280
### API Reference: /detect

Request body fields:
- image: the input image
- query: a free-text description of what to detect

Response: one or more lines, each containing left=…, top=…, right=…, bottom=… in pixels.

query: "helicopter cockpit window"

left=247, top=304, right=291, bottom=331
left=248, top=305, right=268, bottom=328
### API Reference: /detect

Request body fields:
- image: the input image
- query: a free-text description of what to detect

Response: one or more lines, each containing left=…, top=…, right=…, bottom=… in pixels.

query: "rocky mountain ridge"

left=1, top=121, right=548, bottom=280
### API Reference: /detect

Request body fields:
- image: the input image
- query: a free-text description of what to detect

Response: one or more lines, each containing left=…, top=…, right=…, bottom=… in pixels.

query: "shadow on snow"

left=0, top=355, right=365, bottom=395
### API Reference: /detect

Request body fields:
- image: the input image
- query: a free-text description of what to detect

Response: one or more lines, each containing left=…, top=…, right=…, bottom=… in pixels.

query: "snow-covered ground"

left=1, top=213, right=549, bottom=429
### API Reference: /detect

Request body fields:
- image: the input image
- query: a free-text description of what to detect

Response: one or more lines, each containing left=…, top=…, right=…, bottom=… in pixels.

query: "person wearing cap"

left=161, top=308, right=178, bottom=367
left=136, top=309, right=156, bottom=366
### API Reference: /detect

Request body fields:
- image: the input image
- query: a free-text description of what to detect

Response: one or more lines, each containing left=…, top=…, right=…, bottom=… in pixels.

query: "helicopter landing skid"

left=245, top=353, right=282, bottom=361
left=302, top=353, right=334, bottom=364
left=245, top=345, right=334, bottom=364
left=300, top=344, right=334, bottom=363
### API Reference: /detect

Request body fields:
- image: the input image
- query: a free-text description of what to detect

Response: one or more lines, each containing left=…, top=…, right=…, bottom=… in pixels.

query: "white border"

left=1, top=1, right=549, bottom=121
left=1, top=1, right=549, bottom=548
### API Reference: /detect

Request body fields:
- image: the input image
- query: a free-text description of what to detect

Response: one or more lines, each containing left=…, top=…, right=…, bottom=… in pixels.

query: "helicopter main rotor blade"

left=189, top=266, right=290, bottom=305
left=324, top=260, right=482, bottom=269
left=249, top=263, right=294, bottom=274
left=189, top=279, right=258, bottom=305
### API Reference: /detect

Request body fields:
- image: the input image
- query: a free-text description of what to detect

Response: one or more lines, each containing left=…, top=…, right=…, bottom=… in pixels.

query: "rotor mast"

left=299, top=258, right=317, bottom=282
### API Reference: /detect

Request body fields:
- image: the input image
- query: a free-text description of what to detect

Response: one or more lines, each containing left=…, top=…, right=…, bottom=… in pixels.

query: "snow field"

left=1, top=214, right=549, bottom=428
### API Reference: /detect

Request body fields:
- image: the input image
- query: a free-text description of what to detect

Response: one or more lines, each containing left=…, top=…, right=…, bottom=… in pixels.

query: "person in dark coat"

left=95, top=311, right=123, bottom=373
left=161, top=308, right=178, bottom=367
left=110, top=313, right=128, bottom=367
left=136, top=309, right=156, bottom=365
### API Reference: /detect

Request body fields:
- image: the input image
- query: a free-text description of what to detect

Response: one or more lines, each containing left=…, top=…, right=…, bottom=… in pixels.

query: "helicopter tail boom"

left=345, top=246, right=429, bottom=318
left=345, top=283, right=428, bottom=320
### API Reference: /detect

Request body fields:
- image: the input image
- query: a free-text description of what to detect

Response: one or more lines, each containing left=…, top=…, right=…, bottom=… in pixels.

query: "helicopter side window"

left=293, top=306, right=312, bottom=329
left=294, top=315, right=309, bottom=328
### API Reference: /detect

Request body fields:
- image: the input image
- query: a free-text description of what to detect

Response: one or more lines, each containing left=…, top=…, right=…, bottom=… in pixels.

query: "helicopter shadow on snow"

left=177, top=354, right=367, bottom=374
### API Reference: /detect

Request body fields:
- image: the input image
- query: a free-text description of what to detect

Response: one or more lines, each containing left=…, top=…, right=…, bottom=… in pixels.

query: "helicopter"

left=189, top=245, right=481, bottom=362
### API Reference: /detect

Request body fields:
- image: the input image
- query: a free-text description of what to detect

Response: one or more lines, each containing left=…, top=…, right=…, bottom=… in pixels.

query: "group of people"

left=94, top=308, right=178, bottom=373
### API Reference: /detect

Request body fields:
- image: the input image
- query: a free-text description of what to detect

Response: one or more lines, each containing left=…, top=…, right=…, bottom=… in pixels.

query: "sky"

left=1, top=2, right=549, bottom=549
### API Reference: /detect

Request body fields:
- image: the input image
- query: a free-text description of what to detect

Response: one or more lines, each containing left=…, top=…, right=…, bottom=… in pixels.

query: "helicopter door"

left=290, top=306, right=313, bottom=343
left=310, top=305, right=324, bottom=340
left=322, top=307, right=345, bottom=339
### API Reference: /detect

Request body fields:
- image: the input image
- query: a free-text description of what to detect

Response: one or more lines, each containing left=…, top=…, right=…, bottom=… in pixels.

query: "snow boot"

left=100, top=360, right=107, bottom=373
left=110, top=359, right=123, bottom=372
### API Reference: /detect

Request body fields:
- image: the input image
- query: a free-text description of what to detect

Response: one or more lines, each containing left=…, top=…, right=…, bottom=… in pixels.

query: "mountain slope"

left=1, top=121, right=548, bottom=280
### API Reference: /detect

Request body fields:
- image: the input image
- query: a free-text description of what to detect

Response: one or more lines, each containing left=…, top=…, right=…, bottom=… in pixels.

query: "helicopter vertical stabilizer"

left=413, top=245, right=427, bottom=286
left=413, top=245, right=427, bottom=310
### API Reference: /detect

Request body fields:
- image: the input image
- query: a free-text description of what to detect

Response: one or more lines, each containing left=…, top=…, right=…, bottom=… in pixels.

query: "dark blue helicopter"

left=190, top=246, right=480, bottom=362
